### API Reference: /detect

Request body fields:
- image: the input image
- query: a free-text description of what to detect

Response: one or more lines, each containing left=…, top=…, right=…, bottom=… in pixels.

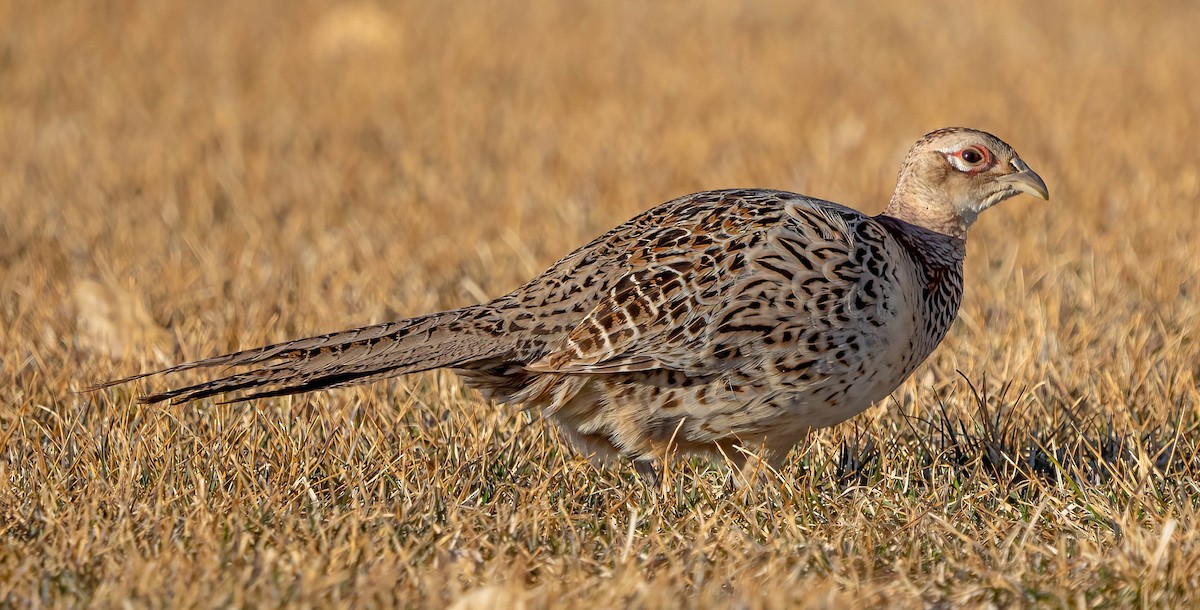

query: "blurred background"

left=2, top=0, right=1197, bottom=377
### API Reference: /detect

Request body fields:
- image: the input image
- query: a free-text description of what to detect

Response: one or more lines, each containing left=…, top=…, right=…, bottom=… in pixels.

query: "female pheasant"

left=95, top=127, right=1048, bottom=483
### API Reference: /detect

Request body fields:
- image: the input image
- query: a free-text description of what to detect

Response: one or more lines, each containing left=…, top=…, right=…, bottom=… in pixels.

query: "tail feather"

left=217, top=365, right=416, bottom=404
left=89, top=306, right=519, bottom=404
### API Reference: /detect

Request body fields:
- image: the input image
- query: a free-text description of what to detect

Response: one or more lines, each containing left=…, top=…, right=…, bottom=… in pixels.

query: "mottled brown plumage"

left=92, top=127, right=1049, bottom=484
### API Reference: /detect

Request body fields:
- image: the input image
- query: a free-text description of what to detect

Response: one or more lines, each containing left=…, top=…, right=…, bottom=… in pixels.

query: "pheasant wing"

left=527, top=196, right=876, bottom=377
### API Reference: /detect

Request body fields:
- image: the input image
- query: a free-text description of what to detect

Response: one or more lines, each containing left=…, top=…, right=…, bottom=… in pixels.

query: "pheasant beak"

left=1000, top=158, right=1049, bottom=200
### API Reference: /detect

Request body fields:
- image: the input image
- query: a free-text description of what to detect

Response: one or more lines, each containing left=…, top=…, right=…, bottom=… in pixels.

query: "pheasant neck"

left=874, top=214, right=967, bottom=270
left=882, top=193, right=971, bottom=240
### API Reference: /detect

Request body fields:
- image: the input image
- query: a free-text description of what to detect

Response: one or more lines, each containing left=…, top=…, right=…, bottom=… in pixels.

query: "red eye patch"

left=949, top=146, right=995, bottom=175
left=959, top=146, right=991, bottom=165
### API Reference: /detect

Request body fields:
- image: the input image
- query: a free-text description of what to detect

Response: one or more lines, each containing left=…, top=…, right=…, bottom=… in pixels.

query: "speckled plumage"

left=95, top=127, right=1048, bottom=483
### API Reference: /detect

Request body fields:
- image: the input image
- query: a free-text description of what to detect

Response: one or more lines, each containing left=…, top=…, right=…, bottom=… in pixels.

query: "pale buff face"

left=889, top=128, right=1049, bottom=237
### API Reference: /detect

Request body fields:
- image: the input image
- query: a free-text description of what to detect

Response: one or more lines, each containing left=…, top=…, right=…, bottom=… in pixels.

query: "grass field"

left=3, top=0, right=1200, bottom=607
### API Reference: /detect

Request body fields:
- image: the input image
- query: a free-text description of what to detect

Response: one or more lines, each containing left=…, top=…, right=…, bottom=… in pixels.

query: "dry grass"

left=3, top=0, right=1200, bottom=607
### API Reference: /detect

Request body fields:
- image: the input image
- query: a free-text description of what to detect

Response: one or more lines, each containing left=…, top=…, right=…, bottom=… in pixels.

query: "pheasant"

left=94, top=127, right=1048, bottom=484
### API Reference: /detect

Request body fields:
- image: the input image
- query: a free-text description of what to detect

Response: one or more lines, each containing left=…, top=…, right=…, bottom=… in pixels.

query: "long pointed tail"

left=87, top=306, right=515, bottom=404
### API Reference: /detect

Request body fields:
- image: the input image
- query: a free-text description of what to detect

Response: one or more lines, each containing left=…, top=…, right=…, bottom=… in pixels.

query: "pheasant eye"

left=960, top=148, right=983, bottom=164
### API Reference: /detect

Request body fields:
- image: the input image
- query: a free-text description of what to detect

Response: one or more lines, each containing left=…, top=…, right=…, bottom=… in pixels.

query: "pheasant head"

left=882, top=127, right=1049, bottom=239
